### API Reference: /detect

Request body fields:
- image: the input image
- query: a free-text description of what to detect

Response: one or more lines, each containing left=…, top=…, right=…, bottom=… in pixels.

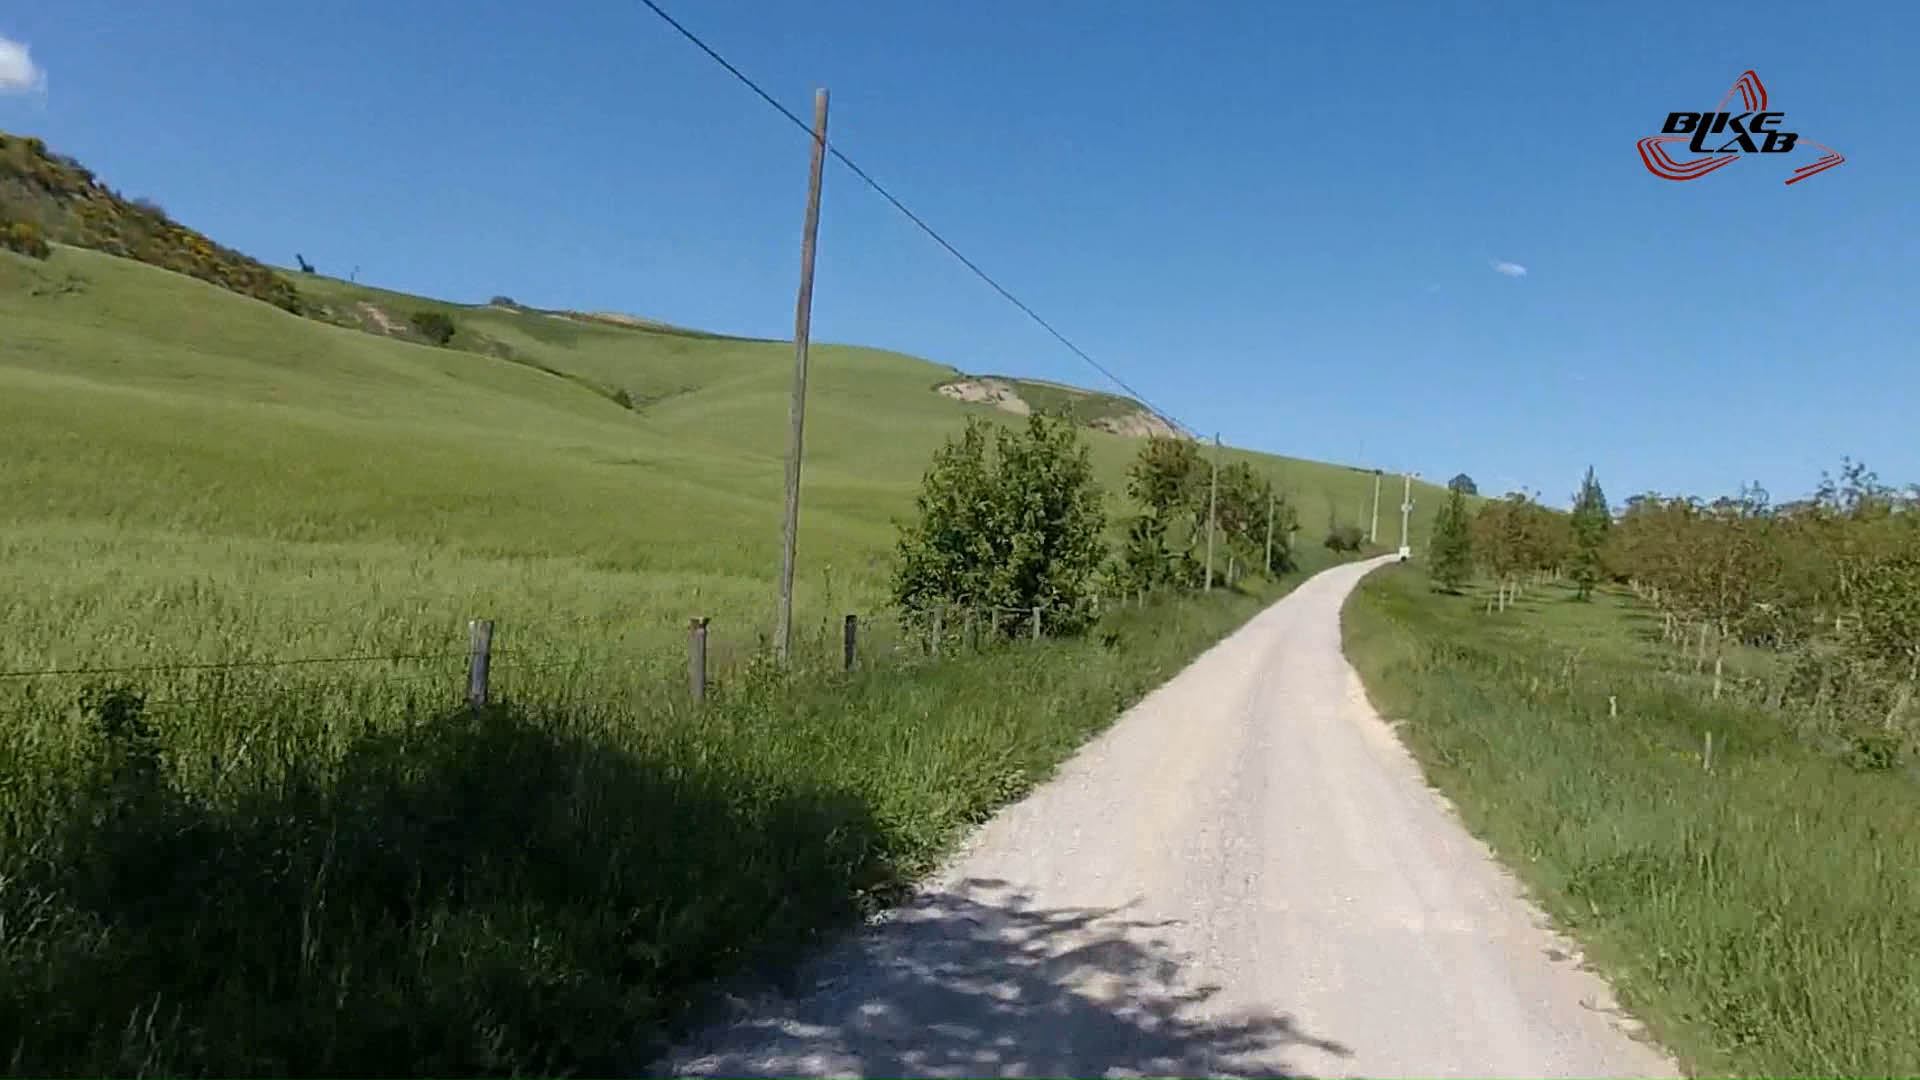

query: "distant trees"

left=1429, top=486, right=1473, bottom=592
left=409, top=310, right=456, bottom=346
left=1448, top=473, right=1479, bottom=496
left=892, top=413, right=1108, bottom=638
left=1569, top=466, right=1610, bottom=600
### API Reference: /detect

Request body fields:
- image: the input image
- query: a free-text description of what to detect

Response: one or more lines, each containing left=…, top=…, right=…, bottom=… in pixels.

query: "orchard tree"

left=893, top=413, right=1108, bottom=637
left=1429, top=485, right=1473, bottom=592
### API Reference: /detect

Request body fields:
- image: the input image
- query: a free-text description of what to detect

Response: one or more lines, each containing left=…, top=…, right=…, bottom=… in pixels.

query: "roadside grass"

left=1343, top=565, right=1920, bottom=1078
left=0, top=576, right=1291, bottom=1075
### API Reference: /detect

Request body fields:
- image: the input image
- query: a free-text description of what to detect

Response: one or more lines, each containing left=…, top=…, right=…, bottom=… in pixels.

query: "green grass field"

left=1, top=243, right=1446, bottom=678
left=0, top=237, right=1448, bottom=1072
left=1344, top=566, right=1920, bottom=1077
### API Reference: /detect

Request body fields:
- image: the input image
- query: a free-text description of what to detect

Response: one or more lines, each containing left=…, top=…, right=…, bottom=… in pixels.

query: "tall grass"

left=0, top=581, right=1284, bottom=1076
left=1343, top=566, right=1920, bottom=1077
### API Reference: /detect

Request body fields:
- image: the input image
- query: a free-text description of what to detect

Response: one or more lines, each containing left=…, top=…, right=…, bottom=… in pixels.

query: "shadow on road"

left=665, top=877, right=1352, bottom=1079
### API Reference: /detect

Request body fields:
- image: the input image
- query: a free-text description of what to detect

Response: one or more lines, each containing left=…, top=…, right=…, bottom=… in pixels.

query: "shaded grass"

left=1343, top=566, right=1920, bottom=1077
left=0, top=580, right=1286, bottom=1076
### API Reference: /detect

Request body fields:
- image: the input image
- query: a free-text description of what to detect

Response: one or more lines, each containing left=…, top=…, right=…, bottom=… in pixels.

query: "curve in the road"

left=664, top=556, right=1679, bottom=1079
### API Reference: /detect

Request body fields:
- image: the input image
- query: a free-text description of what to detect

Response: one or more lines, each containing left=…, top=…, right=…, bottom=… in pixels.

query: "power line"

left=632, top=0, right=1194, bottom=438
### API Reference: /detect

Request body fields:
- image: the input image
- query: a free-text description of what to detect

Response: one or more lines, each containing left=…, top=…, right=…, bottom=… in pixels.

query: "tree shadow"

left=663, top=877, right=1352, bottom=1079
left=2, top=696, right=897, bottom=1077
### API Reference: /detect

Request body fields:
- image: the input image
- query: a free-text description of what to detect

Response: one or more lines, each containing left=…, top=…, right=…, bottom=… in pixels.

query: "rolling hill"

left=0, top=130, right=1454, bottom=676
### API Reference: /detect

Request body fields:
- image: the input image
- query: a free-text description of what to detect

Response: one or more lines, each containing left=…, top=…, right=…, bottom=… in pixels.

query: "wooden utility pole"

left=1264, top=488, right=1275, bottom=575
left=1205, top=433, right=1220, bottom=592
left=775, top=88, right=830, bottom=664
left=1370, top=470, right=1382, bottom=545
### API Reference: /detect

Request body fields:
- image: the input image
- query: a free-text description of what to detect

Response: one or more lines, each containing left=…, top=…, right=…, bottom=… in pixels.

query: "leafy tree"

left=1448, top=473, right=1479, bottom=496
left=1118, top=435, right=1209, bottom=588
left=1429, top=486, right=1473, bottom=591
left=1569, top=466, right=1611, bottom=599
left=409, top=310, right=456, bottom=346
left=892, top=413, right=1107, bottom=637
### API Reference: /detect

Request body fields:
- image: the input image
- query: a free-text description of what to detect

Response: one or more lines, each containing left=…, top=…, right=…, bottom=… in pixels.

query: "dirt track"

left=665, top=557, right=1679, bottom=1079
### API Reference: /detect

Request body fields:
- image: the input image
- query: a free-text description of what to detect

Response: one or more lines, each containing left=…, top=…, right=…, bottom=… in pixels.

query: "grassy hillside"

left=1, top=243, right=1450, bottom=676
left=1345, top=567, right=1920, bottom=1077
left=0, top=130, right=302, bottom=313
left=0, top=129, right=1469, bottom=1070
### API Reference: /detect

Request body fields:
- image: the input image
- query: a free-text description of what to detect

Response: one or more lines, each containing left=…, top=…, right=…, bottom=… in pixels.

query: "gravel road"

left=663, top=556, right=1679, bottom=1079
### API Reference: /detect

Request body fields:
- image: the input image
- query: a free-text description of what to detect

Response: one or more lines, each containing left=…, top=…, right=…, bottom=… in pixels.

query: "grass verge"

left=1, top=579, right=1292, bottom=1076
left=1342, top=565, right=1920, bottom=1078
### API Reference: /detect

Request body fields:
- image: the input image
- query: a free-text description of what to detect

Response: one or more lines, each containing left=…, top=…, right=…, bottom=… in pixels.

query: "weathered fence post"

left=931, top=605, right=944, bottom=656
left=965, top=605, right=977, bottom=651
left=1703, top=731, right=1714, bottom=773
left=467, top=618, right=494, bottom=707
left=990, top=605, right=1001, bottom=640
left=843, top=614, right=857, bottom=671
left=1032, top=604, right=1044, bottom=643
left=688, top=617, right=709, bottom=703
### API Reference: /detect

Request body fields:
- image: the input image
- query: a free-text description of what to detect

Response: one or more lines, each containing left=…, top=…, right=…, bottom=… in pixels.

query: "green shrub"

left=409, top=310, right=456, bottom=346
left=2, top=220, right=52, bottom=259
left=1324, top=523, right=1365, bottom=552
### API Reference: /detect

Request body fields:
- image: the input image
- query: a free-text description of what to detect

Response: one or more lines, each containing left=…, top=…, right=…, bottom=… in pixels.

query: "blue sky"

left=2, top=1, right=1913, bottom=505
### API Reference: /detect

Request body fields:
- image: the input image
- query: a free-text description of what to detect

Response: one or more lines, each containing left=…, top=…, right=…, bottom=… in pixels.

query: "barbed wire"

left=0, top=651, right=473, bottom=682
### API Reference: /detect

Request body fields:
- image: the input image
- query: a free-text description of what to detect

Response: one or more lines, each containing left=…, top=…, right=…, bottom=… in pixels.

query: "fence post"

left=843, top=614, right=857, bottom=671
left=1032, top=604, right=1044, bottom=643
left=931, top=605, right=944, bottom=656
left=990, top=605, right=1001, bottom=640
left=466, top=618, right=494, bottom=708
left=688, top=617, right=709, bottom=703
left=965, top=605, right=977, bottom=651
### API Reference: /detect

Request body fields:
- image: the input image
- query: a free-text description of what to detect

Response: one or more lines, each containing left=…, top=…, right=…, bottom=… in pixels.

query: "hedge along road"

left=663, top=556, right=1679, bottom=1079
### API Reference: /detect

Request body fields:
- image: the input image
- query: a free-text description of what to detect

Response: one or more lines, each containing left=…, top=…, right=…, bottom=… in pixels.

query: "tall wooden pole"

left=775, top=88, right=829, bottom=664
left=1370, top=470, right=1382, bottom=545
left=1264, top=488, right=1275, bottom=575
left=1205, top=433, right=1220, bottom=592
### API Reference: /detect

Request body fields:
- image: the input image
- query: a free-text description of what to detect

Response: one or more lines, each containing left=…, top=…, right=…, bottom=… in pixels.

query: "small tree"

left=1570, top=466, right=1611, bottom=600
left=892, top=413, right=1108, bottom=637
left=1429, top=486, right=1473, bottom=591
left=1448, top=473, right=1479, bottom=496
left=410, top=310, right=456, bottom=346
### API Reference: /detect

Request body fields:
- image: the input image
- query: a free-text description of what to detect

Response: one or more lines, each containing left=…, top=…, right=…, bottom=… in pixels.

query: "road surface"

left=664, top=556, right=1679, bottom=1079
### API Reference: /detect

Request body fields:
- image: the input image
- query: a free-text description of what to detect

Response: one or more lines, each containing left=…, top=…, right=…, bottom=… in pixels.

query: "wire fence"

left=0, top=587, right=1182, bottom=719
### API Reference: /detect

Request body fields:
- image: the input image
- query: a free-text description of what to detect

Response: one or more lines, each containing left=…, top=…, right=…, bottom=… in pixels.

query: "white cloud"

left=0, top=33, right=46, bottom=95
left=1490, top=259, right=1528, bottom=278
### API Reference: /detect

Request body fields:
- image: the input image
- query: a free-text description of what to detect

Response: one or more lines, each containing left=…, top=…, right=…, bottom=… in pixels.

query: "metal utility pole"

left=1370, top=470, right=1383, bottom=545
left=775, top=88, right=829, bottom=664
left=1205, top=433, right=1220, bottom=592
left=1264, top=488, right=1275, bottom=575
